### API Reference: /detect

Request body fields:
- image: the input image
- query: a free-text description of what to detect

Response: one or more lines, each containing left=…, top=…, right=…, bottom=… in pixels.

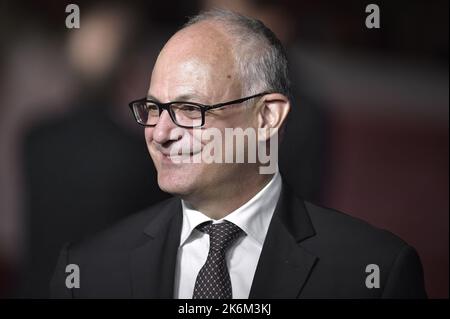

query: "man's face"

left=145, top=22, right=259, bottom=201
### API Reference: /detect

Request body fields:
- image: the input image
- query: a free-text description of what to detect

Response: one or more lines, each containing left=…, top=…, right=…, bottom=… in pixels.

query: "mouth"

left=159, top=149, right=201, bottom=164
left=151, top=141, right=202, bottom=165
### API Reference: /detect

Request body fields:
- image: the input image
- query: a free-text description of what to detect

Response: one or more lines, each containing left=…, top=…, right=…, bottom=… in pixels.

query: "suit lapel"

left=129, top=184, right=317, bottom=299
left=130, top=198, right=182, bottom=298
left=249, top=184, right=318, bottom=298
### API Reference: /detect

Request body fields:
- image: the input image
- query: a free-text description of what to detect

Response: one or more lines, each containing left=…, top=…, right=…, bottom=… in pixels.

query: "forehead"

left=149, top=22, right=240, bottom=102
left=163, top=21, right=233, bottom=62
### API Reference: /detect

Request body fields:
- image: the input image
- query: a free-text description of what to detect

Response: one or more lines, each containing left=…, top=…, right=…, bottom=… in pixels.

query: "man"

left=51, top=10, right=426, bottom=298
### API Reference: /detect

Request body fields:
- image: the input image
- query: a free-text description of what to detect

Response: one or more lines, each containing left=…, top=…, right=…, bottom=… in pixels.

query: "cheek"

left=214, top=108, right=256, bottom=129
left=144, top=127, right=153, bottom=140
left=144, top=127, right=154, bottom=142
left=144, top=128, right=159, bottom=161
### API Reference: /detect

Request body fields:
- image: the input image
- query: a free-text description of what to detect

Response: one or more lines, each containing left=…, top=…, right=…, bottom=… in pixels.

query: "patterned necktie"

left=192, top=221, right=244, bottom=299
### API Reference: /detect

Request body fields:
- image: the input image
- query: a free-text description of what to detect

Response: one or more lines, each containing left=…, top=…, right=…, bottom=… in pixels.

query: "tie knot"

left=197, top=221, right=243, bottom=252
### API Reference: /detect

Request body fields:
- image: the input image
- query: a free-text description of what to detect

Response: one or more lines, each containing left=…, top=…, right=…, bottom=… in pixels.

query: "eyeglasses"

left=128, top=92, right=268, bottom=128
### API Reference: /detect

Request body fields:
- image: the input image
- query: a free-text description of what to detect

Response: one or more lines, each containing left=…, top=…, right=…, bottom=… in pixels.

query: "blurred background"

left=0, top=0, right=448, bottom=298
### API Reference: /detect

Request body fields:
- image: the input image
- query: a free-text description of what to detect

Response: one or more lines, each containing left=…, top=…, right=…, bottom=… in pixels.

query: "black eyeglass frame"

left=128, top=92, right=269, bottom=128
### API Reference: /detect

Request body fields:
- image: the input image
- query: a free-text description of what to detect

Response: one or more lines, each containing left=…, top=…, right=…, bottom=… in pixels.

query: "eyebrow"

left=146, top=93, right=207, bottom=103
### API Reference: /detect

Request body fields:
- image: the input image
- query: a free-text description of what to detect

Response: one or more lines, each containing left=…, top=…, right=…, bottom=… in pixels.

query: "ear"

left=257, top=93, right=290, bottom=141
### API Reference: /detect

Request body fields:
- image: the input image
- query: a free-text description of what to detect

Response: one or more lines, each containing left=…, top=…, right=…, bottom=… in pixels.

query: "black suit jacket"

left=50, top=184, right=427, bottom=298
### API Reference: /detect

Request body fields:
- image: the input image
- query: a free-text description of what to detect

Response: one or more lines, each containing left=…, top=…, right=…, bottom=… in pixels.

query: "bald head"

left=150, top=9, right=290, bottom=104
left=149, top=21, right=241, bottom=104
left=183, top=9, right=291, bottom=98
left=164, top=21, right=234, bottom=64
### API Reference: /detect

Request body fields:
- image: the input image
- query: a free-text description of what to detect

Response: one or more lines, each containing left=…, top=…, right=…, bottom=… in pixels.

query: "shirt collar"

left=179, top=171, right=282, bottom=247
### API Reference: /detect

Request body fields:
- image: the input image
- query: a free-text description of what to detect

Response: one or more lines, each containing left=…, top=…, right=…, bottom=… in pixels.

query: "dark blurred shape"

left=20, top=99, right=169, bottom=297
left=15, top=3, right=178, bottom=298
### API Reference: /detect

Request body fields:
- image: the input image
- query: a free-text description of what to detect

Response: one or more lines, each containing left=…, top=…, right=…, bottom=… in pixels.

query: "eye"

left=172, top=103, right=202, bottom=119
left=144, top=102, right=159, bottom=114
left=179, top=104, right=198, bottom=112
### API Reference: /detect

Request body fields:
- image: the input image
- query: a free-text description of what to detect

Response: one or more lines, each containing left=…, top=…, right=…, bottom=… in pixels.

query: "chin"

left=156, top=169, right=197, bottom=196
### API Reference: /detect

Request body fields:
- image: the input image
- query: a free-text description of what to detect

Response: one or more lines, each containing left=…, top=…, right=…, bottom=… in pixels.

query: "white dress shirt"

left=174, top=172, right=282, bottom=299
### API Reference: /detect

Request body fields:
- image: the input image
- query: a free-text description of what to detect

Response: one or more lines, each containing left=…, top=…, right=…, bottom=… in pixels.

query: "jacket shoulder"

left=50, top=197, right=181, bottom=298
left=304, top=201, right=409, bottom=251
left=70, top=197, right=181, bottom=253
left=300, top=201, right=426, bottom=298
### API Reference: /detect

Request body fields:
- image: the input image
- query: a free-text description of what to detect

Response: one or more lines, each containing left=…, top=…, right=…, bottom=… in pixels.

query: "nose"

left=151, top=110, right=183, bottom=144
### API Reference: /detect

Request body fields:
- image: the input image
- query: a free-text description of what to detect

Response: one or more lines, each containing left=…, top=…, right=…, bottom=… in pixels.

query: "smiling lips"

left=154, top=141, right=201, bottom=157
left=158, top=148, right=201, bottom=165
left=159, top=148, right=199, bottom=157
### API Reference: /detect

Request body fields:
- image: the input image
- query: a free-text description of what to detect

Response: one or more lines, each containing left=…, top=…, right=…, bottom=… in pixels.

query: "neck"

left=184, top=172, right=274, bottom=220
